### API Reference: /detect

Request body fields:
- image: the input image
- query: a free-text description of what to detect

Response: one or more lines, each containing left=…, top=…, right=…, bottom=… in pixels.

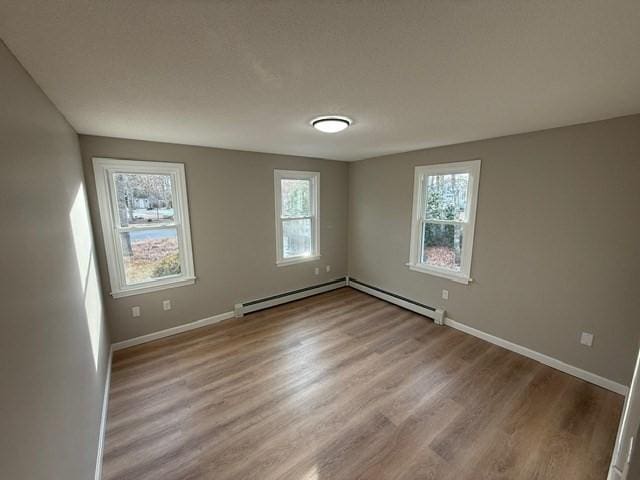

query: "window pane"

left=421, top=222, right=463, bottom=271
left=281, top=179, right=311, bottom=218
left=120, top=228, right=181, bottom=284
left=425, top=173, right=469, bottom=221
left=114, top=173, right=175, bottom=227
left=282, top=218, right=312, bottom=258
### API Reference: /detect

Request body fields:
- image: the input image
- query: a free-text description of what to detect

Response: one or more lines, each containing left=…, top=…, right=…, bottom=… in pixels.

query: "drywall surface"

left=0, top=41, right=110, bottom=480
left=79, top=135, right=348, bottom=342
left=348, top=115, right=640, bottom=385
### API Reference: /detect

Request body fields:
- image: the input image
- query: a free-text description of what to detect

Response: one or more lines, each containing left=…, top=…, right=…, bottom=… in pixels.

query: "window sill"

left=406, top=263, right=471, bottom=285
left=111, top=276, right=196, bottom=298
left=276, top=255, right=321, bottom=267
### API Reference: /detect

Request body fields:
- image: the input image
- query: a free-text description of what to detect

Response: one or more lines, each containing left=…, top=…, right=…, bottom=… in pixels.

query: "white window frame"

left=274, top=169, right=320, bottom=266
left=92, top=157, right=196, bottom=298
left=408, top=159, right=481, bottom=284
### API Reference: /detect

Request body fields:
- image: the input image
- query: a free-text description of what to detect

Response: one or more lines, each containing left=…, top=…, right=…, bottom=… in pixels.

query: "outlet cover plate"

left=580, top=332, right=594, bottom=347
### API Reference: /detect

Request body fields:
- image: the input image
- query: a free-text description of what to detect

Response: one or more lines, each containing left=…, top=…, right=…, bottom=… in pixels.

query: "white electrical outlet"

left=132, top=306, right=141, bottom=317
left=314, top=267, right=320, bottom=275
left=580, top=332, right=594, bottom=347
left=442, top=289, right=449, bottom=300
left=163, top=300, right=172, bottom=311
left=326, top=265, right=331, bottom=272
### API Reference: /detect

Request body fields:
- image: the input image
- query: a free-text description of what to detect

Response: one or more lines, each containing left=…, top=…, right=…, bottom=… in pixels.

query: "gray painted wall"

left=1, top=31, right=638, bottom=480
left=0, top=41, right=110, bottom=479
left=348, top=115, right=640, bottom=385
left=79, top=135, right=349, bottom=342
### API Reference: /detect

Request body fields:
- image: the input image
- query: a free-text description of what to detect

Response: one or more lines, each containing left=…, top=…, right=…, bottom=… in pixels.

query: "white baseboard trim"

left=95, top=346, right=113, bottom=480
left=112, top=279, right=348, bottom=351
left=347, top=278, right=445, bottom=324
left=239, top=278, right=347, bottom=315
left=444, top=317, right=629, bottom=396
left=111, top=311, right=235, bottom=351
left=607, top=466, right=624, bottom=480
left=345, top=278, right=627, bottom=396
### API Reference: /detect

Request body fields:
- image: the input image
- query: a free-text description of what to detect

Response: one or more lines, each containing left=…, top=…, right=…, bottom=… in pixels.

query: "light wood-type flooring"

left=103, top=287, right=623, bottom=480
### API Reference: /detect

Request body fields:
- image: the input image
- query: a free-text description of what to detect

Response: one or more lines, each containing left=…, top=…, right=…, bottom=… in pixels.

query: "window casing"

left=408, top=160, right=481, bottom=284
left=92, top=158, right=195, bottom=297
left=274, top=170, right=320, bottom=266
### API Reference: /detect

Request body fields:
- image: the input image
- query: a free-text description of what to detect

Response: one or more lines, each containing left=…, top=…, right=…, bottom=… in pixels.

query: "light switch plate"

left=163, top=300, right=172, bottom=311
left=132, top=306, right=141, bottom=317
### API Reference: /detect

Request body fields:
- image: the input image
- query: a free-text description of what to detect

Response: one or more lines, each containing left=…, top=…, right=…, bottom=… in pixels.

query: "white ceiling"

left=1, top=1, right=639, bottom=161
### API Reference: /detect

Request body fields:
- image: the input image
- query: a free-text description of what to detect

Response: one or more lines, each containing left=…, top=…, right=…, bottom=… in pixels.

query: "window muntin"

left=93, top=158, right=195, bottom=297
left=274, top=170, right=320, bottom=265
left=409, top=160, right=480, bottom=284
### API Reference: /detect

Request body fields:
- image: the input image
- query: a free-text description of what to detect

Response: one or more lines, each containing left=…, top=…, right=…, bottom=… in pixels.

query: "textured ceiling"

left=1, top=0, right=639, bottom=161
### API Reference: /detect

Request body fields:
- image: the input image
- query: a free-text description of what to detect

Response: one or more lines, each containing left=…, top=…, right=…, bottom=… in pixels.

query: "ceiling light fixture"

left=311, top=115, right=352, bottom=133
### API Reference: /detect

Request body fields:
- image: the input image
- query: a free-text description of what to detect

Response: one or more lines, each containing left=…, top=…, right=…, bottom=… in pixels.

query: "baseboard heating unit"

left=347, top=277, right=445, bottom=325
left=235, top=277, right=347, bottom=317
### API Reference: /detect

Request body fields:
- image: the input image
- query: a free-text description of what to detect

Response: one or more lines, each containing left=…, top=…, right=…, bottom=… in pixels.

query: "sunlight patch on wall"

left=70, top=184, right=103, bottom=370
left=300, top=465, right=319, bottom=480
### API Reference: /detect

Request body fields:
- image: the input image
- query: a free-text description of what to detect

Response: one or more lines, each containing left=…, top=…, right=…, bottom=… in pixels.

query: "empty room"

left=2, top=1, right=640, bottom=479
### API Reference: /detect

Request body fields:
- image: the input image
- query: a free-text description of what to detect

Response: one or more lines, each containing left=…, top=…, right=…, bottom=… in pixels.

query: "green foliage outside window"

left=152, top=253, right=181, bottom=278
left=282, top=179, right=311, bottom=217
left=425, top=181, right=458, bottom=248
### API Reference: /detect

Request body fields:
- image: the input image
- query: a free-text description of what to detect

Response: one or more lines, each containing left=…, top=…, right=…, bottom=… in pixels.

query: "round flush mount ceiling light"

left=311, top=115, right=352, bottom=133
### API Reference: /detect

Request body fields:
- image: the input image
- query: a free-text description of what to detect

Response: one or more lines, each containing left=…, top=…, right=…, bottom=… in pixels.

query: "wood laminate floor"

left=103, top=288, right=623, bottom=480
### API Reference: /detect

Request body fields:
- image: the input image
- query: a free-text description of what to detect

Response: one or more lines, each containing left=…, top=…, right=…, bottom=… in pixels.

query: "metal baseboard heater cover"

left=234, top=277, right=347, bottom=317
left=347, top=277, right=445, bottom=325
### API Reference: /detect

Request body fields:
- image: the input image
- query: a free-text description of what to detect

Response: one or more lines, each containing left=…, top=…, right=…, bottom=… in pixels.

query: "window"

left=274, top=170, right=320, bottom=266
left=92, top=158, right=195, bottom=297
left=408, top=160, right=481, bottom=284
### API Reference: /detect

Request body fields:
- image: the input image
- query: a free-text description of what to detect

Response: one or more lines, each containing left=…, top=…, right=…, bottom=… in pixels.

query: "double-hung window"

left=408, top=160, right=481, bottom=284
left=93, top=158, right=195, bottom=297
left=274, top=170, right=320, bottom=266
